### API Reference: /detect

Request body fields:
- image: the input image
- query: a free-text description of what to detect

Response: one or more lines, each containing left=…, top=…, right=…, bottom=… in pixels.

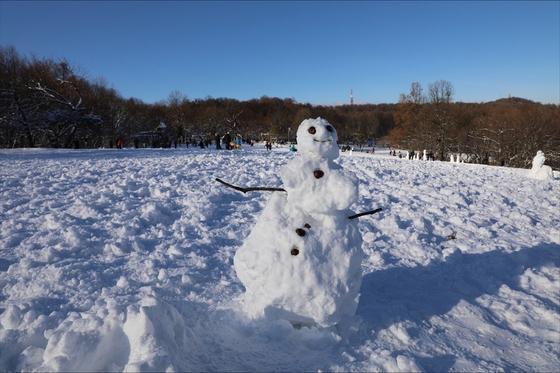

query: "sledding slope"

left=0, top=147, right=558, bottom=371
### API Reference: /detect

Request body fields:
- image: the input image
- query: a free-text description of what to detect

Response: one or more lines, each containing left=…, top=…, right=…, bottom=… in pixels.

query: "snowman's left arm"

left=215, top=178, right=286, bottom=193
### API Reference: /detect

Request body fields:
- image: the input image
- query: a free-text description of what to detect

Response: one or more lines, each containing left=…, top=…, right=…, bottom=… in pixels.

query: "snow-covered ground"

left=1, top=146, right=559, bottom=372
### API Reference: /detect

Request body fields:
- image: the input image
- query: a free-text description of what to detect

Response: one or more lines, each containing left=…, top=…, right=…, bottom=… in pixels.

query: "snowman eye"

left=325, top=125, right=334, bottom=132
left=313, top=169, right=324, bottom=179
left=308, top=126, right=316, bottom=134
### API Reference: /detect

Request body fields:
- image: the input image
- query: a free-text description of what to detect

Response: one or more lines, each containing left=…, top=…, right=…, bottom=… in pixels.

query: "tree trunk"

left=14, top=92, right=35, bottom=147
left=64, top=125, right=77, bottom=148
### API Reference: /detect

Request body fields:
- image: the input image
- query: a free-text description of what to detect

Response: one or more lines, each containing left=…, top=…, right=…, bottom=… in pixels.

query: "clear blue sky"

left=1, top=1, right=558, bottom=104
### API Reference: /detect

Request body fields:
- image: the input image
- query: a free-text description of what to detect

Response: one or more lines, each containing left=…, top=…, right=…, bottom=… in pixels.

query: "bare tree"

left=410, top=82, right=425, bottom=104
left=429, top=80, right=454, bottom=104
left=0, top=46, right=37, bottom=147
left=399, top=82, right=425, bottom=104
left=29, top=65, right=100, bottom=147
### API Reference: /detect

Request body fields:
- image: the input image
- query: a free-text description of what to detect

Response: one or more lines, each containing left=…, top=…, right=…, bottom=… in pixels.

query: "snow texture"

left=235, top=118, right=363, bottom=327
left=0, top=146, right=559, bottom=372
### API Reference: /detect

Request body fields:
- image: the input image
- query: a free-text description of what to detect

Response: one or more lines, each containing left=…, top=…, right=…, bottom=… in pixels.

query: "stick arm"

left=215, top=178, right=383, bottom=219
left=215, top=178, right=286, bottom=193
left=348, top=208, right=383, bottom=220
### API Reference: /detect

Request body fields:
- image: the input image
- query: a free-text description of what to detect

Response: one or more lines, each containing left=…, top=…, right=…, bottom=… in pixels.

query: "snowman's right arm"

left=348, top=208, right=383, bottom=219
left=215, top=178, right=286, bottom=194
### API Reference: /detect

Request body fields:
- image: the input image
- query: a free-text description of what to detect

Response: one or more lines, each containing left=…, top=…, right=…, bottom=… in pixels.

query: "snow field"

left=0, top=147, right=559, bottom=371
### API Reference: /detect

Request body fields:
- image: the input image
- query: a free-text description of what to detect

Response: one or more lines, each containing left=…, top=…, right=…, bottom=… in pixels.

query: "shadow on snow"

left=357, top=242, right=560, bottom=331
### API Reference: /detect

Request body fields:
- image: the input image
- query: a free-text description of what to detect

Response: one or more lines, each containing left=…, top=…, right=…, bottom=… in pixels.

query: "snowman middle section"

left=234, top=155, right=364, bottom=327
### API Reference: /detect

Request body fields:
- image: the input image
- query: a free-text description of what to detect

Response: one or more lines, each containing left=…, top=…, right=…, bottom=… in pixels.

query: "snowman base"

left=261, top=303, right=319, bottom=328
left=234, top=193, right=364, bottom=328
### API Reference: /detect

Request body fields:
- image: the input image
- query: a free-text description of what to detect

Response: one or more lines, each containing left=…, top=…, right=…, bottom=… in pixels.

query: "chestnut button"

left=308, top=126, right=316, bottom=134
left=291, top=247, right=300, bottom=256
left=313, top=169, right=324, bottom=179
left=304, top=223, right=311, bottom=229
left=295, top=228, right=306, bottom=237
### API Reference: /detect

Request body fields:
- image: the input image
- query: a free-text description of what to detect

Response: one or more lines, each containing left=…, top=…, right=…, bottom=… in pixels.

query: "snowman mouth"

left=313, top=139, right=332, bottom=143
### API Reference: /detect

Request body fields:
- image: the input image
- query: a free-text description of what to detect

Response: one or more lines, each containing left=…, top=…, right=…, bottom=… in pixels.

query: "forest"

left=1, top=46, right=558, bottom=169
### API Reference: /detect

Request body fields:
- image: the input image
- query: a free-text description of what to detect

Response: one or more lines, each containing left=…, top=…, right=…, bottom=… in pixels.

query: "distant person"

left=215, top=133, right=222, bottom=150
left=116, top=137, right=124, bottom=149
left=224, top=133, right=232, bottom=150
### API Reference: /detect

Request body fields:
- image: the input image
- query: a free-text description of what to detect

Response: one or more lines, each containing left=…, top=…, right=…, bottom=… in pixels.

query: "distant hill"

left=488, top=97, right=536, bottom=105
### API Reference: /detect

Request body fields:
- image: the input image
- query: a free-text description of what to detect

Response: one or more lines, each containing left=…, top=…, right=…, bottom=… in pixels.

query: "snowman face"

left=296, top=118, right=339, bottom=160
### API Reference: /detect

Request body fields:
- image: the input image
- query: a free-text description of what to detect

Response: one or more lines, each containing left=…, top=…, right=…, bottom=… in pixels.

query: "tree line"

left=390, top=81, right=560, bottom=169
left=0, top=46, right=394, bottom=150
left=1, top=46, right=558, bottom=169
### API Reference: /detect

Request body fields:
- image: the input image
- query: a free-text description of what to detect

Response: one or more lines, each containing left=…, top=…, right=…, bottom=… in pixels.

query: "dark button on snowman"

left=234, top=118, right=364, bottom=327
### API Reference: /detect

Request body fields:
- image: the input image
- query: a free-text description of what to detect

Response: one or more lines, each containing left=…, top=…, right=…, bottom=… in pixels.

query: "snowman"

left=528, top=150, right=553, bottom=180
left=230, top=118, right=364, bottom=327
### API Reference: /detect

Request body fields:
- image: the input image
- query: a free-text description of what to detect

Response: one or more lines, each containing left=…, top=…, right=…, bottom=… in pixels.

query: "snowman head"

left=296, top=118, right=339, bottom=160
